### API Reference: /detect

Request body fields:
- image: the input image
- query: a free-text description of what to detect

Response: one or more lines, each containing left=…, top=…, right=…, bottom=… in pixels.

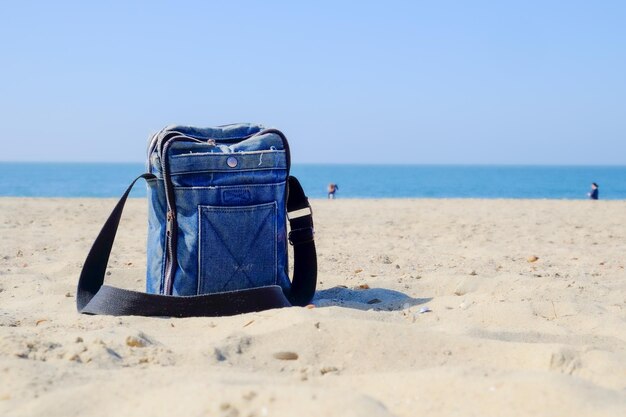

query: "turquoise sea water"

left=1, top=162, right=625, bottom=199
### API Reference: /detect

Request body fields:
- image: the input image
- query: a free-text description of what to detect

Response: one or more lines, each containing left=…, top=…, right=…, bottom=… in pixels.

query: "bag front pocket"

left=198, top=202, right=277, bottom=294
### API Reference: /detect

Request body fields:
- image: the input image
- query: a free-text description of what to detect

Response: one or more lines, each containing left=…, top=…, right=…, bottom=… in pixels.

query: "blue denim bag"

left=77, top=124, right=317, bottom=317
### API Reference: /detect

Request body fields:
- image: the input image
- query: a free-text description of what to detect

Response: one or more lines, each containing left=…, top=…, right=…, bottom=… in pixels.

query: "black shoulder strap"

left=286, top=176, right=317, bottom=306
left=76, top=174, right=316, bottom=317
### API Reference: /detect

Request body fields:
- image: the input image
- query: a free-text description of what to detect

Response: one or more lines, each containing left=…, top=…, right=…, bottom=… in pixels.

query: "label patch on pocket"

left=222, top=188, right=252, bottom=204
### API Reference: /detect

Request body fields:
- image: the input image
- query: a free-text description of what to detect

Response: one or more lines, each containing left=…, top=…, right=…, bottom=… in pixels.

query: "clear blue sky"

left=1, top=1, right=624, bottom=164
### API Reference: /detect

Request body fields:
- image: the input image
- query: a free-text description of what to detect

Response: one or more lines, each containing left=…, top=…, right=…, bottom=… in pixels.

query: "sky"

left=0, top=1, right=624, bottom=164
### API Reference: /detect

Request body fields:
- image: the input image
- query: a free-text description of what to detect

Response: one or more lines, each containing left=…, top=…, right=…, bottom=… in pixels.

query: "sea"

left=1, top=162, right=625, bottom=200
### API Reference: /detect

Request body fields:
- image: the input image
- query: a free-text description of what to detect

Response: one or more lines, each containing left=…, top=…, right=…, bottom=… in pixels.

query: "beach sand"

left=1, top=198, right=625, bottom=417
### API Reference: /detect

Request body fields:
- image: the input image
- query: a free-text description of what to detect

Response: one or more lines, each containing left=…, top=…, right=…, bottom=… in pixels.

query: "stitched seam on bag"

left=170, top=149, right=286, bottom=158
left=170, top=168, right=287, bottom=176
left=273, top=201, right=278, bottom=285
left=197, top=206, right=202, bottom=295
left=173, top=181, right=286, bottom=191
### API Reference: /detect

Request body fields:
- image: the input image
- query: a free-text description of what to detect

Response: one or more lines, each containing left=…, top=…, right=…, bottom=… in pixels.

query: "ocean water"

left=1, top=162, right=625, bottom=200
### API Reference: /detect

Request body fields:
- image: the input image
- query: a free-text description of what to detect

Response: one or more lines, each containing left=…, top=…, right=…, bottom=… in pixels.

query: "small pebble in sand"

left=125, top=336, right=147, bottom=348
left=419, top=306, right=431, bottom=314
left=356, top=284, right=370, bottom=290
left=354, top=268, right=363, bottom=274
left=273, top=351, right=298, bottom=360
left=379, top=255, right=393, bottom=264
left=320, top=366, right=339, bottom=375
left=527, top=256, right=539, bottom=263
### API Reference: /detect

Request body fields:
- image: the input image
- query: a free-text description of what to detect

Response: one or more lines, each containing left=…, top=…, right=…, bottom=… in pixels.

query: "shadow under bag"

left=77, top=124, right=317, bottom=317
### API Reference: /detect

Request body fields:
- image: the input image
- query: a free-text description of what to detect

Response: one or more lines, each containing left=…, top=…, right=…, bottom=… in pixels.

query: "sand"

left=1, top=197, right=625, bottom=417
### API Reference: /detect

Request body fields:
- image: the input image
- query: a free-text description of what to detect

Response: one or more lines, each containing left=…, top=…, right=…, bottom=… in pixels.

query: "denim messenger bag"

left=77, top=124, right=317, bottom=317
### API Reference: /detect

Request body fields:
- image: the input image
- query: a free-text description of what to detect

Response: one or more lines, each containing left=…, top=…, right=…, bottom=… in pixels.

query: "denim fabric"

left=146, top=177, right=167, bottom=294
left=146, top=124, right=290, bottom=296
left=198, top=202, right=277, bottom=293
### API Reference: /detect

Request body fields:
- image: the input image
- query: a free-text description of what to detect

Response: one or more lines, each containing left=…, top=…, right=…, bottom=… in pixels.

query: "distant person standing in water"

left=327, top=183, right=339, bottom=199
left=588, top=182, right=599, bottom=200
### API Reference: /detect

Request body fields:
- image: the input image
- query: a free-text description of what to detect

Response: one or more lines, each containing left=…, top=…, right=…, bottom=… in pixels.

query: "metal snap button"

left=226, top=156, right=238, bottom=168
